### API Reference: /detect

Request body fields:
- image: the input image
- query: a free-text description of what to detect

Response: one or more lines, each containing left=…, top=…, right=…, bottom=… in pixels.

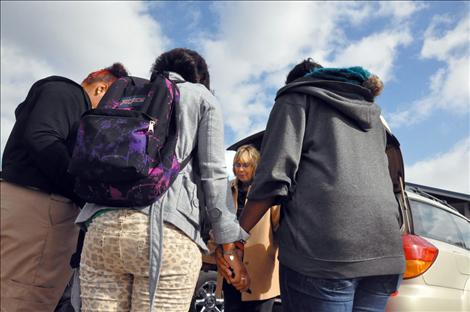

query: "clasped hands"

left=215, top=243, right=251, bottom=292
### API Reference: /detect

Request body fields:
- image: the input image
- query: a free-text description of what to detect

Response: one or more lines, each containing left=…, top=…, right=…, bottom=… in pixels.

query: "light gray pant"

left=80, top=210, right=202, bottom=312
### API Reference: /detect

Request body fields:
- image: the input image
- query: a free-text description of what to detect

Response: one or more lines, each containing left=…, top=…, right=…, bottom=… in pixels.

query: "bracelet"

left=222, top=249, right=236, bottom=256
left=234, top=240, right=245, bottom=251
left=222, top=249, right=236, bottom=261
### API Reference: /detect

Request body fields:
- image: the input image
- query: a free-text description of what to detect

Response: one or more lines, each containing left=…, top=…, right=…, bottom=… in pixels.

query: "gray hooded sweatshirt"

left=248, top=78, right=405, bottom=278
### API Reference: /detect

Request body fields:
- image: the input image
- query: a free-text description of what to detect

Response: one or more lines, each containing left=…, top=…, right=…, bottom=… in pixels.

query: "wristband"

left=234, top=240, right=245, bottom=251
left=223, top=249, right=236, bottom=261
left=222, top=249, right=236, bottom=256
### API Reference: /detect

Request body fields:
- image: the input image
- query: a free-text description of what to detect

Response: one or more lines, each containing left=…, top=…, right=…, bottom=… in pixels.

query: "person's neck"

left=239, top=180, right=251, bottom=191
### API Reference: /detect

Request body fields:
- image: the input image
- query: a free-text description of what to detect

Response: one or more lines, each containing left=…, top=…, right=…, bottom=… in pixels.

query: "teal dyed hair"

left=304, top=66, right=383, bottom=97
left=304, top=66, right=372, bottom=85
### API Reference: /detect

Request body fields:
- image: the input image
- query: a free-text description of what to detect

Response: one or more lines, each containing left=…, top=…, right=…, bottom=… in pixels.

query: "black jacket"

left=2, top=76, right=91, bottom=204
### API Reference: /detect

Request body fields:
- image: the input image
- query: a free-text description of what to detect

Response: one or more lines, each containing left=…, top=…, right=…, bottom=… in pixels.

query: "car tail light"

left=402, top=234, right=438, bottom=279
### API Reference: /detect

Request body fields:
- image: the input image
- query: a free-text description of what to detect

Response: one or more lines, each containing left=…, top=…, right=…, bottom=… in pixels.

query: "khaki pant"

left=80, top=210, right=202, bottom=312
left=0, top=182, right=80, bottom=312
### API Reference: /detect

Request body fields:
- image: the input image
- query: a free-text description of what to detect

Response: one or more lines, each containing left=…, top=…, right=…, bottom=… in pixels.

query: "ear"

left=94, top=82, right=109, bottom=96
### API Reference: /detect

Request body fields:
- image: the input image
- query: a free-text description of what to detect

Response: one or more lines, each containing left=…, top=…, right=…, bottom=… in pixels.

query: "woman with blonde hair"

left=216, top=144, right=280, bottom=312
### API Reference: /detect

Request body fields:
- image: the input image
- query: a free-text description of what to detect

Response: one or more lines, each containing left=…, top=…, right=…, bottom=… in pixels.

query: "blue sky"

left=1, top=1, right=469, bottom=193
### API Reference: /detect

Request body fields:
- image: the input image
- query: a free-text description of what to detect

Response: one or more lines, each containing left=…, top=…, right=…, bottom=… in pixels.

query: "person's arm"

left=271, top=204, right=281, bottom=232
left=196, top=92, right=249, bottom=243
left=23, top=83, right=85, bottom=199
left=197, top=92, right=251, bottom=290
left=239, top=96, right=307, bottom=232
left=239, top=198, right=275, bottom=232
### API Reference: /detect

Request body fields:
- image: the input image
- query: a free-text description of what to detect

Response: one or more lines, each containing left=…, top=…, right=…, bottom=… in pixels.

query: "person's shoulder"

left=35, top=76, right=85, bottom=108
left=183, top=81, right=213, bottom=98
left=274, top=91, right=309, bottom=109
left=39, top=76, right=82, bottom=93
left=199, top=87, right=218, bottom=107
left=180, top=81, right=219, bottom=109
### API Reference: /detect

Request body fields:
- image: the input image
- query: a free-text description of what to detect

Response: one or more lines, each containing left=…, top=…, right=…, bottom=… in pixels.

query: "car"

left=386, top=187, right=470, bottom=311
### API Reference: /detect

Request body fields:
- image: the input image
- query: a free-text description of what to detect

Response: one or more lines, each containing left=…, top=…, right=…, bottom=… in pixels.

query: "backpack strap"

left=180, top=146, right=196, bottom=171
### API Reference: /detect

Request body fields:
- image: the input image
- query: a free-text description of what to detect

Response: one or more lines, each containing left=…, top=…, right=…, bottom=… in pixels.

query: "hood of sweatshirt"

left=276, top=78, right=381, bottom=131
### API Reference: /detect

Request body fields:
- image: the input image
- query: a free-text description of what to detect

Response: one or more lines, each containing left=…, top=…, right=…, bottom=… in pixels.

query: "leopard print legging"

left=80, top=209, right=202, bottom=311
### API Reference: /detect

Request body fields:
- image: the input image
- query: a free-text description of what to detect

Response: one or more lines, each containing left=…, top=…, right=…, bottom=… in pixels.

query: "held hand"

left=225, top=249, right=251, bottom=292
left=215, top=246, right=232, bottom=282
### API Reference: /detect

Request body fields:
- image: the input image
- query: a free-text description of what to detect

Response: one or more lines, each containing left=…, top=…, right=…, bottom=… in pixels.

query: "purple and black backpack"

left=68, top=74, right=186, bottom=206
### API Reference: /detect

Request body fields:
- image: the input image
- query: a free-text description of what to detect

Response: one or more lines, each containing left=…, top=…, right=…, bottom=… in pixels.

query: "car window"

left=453, top=215, right=470, bottom=250
left=410, top=199, right=467, bottom=249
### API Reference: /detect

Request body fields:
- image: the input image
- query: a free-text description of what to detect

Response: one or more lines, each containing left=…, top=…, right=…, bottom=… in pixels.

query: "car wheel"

left=190, top=270, right=224, bottom=312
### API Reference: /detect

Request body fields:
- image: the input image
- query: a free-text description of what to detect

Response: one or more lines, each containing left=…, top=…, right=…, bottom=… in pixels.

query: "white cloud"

left=200, top=1, right=411, bottom=141
left=406, top=138, right=470, bottom=194
left=389, top=15, right=470, bottom=128
left=332, top=30, right=413, bottom=82
left=1, top=1, right=167, bottom=79
left=436, top=57, right=470, bottom=111
left=188, top=9, right=202, bottom=29
left=421, top=16, right=469, bottom=61
left=193, top=2, right=424, bottom=141
left=0, top=44, right=56, bottom=154
left=1, top=1, right=168, bottom=156
left=377, top=1, right=427, bottom=20
left=344, top=3, right=374, bottom=26
left=387, top=96, right=435, bottom=129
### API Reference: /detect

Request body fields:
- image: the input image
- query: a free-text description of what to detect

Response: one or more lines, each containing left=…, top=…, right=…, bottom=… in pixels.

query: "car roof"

left=227, top=130, right=264, bottom=151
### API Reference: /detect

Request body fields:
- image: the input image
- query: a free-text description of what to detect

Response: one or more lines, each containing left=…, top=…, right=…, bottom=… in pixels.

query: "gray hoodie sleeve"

left=249, top=96, right=307, bottom=202
left=198, top=94, right=249, bottom=244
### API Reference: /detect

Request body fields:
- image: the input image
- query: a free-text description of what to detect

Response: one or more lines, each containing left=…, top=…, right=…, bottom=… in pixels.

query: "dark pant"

left=223, top=280, right=275, bottom=312
left=279, top=264, right=401, bottom=312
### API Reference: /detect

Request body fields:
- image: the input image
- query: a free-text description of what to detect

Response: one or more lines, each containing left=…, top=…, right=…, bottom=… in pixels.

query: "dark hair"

left=82, top=62, right=129, bottom=85
left=285, top=58, right=323, bottom=84
left=151, top=48, right=210, bottom=89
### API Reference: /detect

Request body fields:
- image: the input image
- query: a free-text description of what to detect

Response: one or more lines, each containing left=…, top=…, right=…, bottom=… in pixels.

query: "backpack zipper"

left=148, top=120, right=156, bottom=134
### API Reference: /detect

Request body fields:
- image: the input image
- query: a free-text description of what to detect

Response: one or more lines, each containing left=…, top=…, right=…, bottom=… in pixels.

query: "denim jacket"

left=76, top=72, right=249, bottom=310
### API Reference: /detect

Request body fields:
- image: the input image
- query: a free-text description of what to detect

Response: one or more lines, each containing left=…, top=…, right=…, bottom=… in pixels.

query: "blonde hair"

left=233, top=144, right=261, bottom=176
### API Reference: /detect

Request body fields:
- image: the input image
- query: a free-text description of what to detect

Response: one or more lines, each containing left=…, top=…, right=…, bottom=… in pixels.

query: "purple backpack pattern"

left=68, top=74, right=183, bottom=206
